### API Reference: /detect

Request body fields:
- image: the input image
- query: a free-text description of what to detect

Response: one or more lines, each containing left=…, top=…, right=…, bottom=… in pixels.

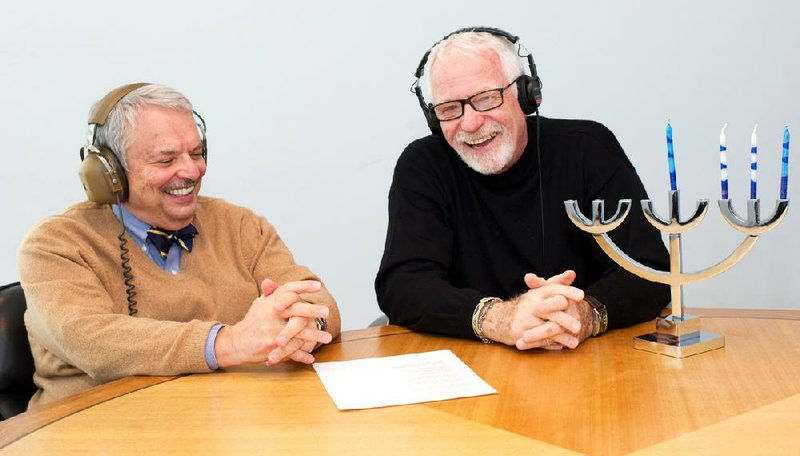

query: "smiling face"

left=123, top=105, right=206, bottom=230
left=430, top=49, right=528, bottom=175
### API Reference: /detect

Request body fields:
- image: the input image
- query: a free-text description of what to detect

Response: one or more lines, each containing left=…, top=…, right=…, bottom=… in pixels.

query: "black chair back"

left=0, top=282, right=36, bottom=420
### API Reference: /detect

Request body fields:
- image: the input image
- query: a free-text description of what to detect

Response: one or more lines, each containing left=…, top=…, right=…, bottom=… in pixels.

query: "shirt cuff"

left=205, top=323, right=225, bottom=370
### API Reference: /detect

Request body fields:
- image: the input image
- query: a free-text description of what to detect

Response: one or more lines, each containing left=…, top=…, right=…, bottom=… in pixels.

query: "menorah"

left=564, top=191, right=789, bottom=358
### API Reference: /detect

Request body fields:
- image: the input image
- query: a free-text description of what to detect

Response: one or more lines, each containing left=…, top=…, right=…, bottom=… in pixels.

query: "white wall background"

left=1, top=1, right=798, bottom=330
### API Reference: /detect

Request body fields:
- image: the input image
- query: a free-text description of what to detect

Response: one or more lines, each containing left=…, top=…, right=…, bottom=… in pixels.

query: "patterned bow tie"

left=146, top=224, right=199, bottom=258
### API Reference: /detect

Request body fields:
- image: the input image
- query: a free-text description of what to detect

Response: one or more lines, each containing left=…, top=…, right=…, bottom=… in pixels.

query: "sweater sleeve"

left=375, top=144, right=482, bottom=339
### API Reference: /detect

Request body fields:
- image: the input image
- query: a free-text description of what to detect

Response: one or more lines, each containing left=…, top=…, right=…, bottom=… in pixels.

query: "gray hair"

left=89, top=84, right=194, bottom=169
left=423, top=31, right=526, bottom=104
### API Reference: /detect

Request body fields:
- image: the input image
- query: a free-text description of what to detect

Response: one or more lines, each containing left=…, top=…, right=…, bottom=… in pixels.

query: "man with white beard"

left=375, top=27, right=670, bottom=350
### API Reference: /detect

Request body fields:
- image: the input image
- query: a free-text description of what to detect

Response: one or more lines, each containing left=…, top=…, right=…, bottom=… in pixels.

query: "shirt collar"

left=110, top=204, right=150, bottom=247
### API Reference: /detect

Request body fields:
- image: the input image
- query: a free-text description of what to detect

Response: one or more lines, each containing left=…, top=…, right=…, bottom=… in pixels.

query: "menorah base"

left=633, top=314, right=725, bottom=358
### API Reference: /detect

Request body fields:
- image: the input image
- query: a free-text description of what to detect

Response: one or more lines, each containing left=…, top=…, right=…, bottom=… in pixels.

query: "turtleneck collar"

left=467, top=115, right=541, bottom=189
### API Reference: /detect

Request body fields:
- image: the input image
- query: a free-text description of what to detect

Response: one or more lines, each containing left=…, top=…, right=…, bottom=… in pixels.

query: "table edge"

left=0, top=324, right=410, bottom=448
left=681, top=308, right=800, bottom=320
left=0, top=375, right=176, bottom=448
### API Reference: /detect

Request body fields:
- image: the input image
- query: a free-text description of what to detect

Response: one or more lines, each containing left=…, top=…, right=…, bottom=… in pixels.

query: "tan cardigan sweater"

left=18, top=196, right=336, bottom=408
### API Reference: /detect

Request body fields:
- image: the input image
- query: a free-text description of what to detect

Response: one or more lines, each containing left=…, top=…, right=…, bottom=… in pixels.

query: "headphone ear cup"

left=516, top=75, right=541, bottom=115
left=193, top=111, right=208, bottom=163
left=414, top=84, right=443, bottom=137
left=423, top=104, right=443, bottom=137
left=78, top=146, right=128, bottom=204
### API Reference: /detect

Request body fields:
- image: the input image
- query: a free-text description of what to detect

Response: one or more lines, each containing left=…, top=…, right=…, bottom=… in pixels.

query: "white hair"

left=90, top=84, right=194, bottom=169
left=422, top=31, right=526, bottom=103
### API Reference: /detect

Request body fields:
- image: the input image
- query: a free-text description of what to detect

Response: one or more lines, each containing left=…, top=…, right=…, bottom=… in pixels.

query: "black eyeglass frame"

left=430, top=77, right=521, bottom=122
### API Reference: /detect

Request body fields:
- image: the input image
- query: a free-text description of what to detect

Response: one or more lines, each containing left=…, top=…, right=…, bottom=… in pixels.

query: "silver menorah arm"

left=719, top=199, right=790, bottom=235
left=564, top=199, right=632, bottom=234
left=641, top=190, right=709, bottom=233
left=590, top=233, right=669, bottom=283
left=587, top=231, right=758, bottom=287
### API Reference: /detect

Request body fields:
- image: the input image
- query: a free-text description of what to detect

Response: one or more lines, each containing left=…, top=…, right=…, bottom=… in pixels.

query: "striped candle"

left=720, top=124, right=728, bottom=199
left=750, top=124, right=758, bottom=199
left=781, top=126, right=790, bottom=199
left=667, top=120, right=677, bottom=190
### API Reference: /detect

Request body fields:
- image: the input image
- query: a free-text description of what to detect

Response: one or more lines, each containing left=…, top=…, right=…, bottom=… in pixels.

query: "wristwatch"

left=585, top=296, right=608, bottom=337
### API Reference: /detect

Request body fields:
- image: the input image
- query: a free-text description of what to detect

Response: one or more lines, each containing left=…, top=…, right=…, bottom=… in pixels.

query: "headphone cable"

left=534, top=110, right=547, bottom=278
left=113, top=196, right=138, bottom=317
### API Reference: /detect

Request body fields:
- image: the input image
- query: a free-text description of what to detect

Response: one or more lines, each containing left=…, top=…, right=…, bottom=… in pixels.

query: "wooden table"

left=2, top=309, right=800, bottom=455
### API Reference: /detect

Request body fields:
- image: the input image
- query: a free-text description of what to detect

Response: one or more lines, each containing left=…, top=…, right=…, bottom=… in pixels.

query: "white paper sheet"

left=312, top=349, right=497, bottom=410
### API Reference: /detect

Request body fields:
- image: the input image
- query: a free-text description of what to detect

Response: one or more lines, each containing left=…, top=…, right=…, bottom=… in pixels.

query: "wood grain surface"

left=2, top=310, right=798, bottom=455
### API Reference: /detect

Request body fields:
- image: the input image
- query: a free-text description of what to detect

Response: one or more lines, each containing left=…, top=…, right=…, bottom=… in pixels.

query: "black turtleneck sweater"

left=375, top=116, right=670, bottom=339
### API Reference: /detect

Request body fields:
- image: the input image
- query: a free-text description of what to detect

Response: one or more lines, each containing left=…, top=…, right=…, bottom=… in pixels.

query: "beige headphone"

left=78, top=82, right=150, bottom=204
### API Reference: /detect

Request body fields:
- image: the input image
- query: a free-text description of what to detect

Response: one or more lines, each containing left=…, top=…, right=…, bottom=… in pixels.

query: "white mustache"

left=454, top=123, right=503, bottom=145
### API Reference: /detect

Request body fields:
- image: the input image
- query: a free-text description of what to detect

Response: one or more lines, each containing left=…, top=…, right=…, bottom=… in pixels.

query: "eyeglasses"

left=431, top=78, right=519, bottom=121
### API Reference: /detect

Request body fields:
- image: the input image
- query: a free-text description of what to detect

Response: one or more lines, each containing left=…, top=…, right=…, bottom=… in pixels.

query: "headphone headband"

left=88, top=82, right=151, bottom=125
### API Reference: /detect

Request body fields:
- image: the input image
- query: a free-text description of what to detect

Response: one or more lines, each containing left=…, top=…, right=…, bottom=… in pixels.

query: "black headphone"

left=78, top=83, right=208, bottom=204
left=412, top=26, right=542, bottom=136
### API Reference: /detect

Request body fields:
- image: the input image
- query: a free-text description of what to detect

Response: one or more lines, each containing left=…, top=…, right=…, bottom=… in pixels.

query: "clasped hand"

left=483, top=270, right=593, bottom=351
left=215, top=278, right=332, bottom=368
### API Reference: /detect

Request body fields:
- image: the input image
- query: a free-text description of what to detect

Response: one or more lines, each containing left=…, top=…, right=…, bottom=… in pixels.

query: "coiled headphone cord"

left=113, top=195, right=138, bottom=317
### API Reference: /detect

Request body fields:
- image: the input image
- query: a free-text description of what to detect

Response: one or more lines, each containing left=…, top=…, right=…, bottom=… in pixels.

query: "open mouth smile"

left=163, top=184, right=195, bottom=197
left=464, top=132, right=498, bottom=148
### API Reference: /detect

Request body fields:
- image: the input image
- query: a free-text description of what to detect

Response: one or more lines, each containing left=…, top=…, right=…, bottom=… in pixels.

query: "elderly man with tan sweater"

left=18, top=83, right=340, bottom=409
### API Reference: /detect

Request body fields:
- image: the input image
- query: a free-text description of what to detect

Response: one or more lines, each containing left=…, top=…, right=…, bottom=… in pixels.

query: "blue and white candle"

left=750, top=124, right=758, bottom=199
left=667, top=120, right=677, bottom=191
left=781, top=126, right=790, bottom=199
left=720, top=124, right=728, bottom=199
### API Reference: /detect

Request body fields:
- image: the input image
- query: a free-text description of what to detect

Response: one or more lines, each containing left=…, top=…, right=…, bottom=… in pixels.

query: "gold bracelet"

left=472, top=297, right=501, bottom=343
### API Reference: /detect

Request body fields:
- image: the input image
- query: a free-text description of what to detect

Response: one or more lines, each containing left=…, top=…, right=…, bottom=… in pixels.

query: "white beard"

left=452, top=125, right=517, bottom=175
